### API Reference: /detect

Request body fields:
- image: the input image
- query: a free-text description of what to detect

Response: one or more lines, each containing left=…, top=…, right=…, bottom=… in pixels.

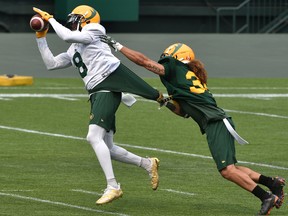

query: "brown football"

left=29, top=14, right=49, bottom=32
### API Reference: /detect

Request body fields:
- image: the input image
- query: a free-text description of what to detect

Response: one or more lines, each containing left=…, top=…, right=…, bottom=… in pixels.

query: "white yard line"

left=70, top=188, right=196, bottom=198
left=72, top=188, right=197, bottom=198
left=0, top=93, right=88, bottom=101
left=0, top=125, right=287, bottom=171
left=0, top=87, right=84, bottom=90
left=117, top=143, right=288, bottom=171
left=160, top=189, right=196, bottom=196
left=211, top=87, right=288, bottom=90
left=0, top=192, right=128, bottom=216
left=0, top=93, right=288, bottom=101
left=213, top=93, right=288, bottom=99
left=1, top=87, right=287, bottom=90
left=224, top=109, right=288, bottom=119
left=0, top=190, right=34, bottom=192
left=71, top=189, right=102, bottom=196
left=0, top=125, right=84, bottom=140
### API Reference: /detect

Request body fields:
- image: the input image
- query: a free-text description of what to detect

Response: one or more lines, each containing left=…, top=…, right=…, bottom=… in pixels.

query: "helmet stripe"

left=86, top=8, right=97, bottom=20
left=170, top=43, right=183, bottom=56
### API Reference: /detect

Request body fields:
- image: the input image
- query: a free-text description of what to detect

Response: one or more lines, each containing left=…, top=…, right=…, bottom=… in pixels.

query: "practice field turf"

left=0, top=78, right=287, bottom=216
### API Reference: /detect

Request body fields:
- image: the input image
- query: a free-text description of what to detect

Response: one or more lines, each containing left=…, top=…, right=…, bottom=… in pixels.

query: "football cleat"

left=270, top=176, right=285, bottom=209
left=96, top=184, right=123, bottom=205
left=257, top=194, right=278, bottom=215
left=149, top=158, right=160, bottom=190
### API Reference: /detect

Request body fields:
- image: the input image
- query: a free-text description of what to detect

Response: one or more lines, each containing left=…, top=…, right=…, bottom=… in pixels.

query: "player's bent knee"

left=220, top=169, right=230, bottom=179
left=86, top=132, right=103, bottom=145
left=86, top=124, right=106, bottom=145
left=220, top=165, right=235, bottom=180
left=86, top=132, right=95, bottom=144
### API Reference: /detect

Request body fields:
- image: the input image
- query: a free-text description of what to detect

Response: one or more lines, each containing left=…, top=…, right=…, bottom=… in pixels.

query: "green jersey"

left=158, top=57, right=229, bottom=133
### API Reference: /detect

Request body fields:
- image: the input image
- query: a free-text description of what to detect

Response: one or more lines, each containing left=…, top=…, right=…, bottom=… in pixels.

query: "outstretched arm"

left=100, top=35, right=189, bottom=118
left=120, top=46, right=165, bottom=76
left=100, top=35, right=165, bottom=76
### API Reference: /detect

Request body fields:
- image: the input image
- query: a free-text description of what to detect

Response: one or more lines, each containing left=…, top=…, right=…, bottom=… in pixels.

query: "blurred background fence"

left=0, top=0, right=287, bottom=78
left=0, top=0, right=287, bottom=33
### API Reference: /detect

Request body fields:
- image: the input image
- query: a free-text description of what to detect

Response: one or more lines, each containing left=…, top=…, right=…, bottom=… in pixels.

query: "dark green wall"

left=54, top=0, right=139, bottom=21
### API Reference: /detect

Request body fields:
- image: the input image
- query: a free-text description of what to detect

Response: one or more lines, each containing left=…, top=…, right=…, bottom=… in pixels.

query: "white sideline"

left=0, top=192, right=128, bottom=216
left=0, top=125, right=287, bottom=171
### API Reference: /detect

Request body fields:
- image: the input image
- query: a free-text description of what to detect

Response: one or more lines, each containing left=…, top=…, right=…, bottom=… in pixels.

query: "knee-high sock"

left=87, top=124, right=116, bottom=181
left=105, top=130, right=142, bottom=166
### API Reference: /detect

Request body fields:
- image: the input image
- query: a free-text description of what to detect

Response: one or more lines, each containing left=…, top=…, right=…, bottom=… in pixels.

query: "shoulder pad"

left=82, top=23, right=106, bottom=34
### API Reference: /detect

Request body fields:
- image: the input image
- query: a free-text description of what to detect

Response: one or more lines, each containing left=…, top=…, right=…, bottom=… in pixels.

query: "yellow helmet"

left=66, top=5, right=100, bottom=31
left=160, top=43, right=195, bottom=63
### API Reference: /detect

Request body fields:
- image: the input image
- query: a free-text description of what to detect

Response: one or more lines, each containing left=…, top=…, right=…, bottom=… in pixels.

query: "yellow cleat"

left=96, top=184, right=123, bottom=205
left=149, top=158, right=160, bottom=190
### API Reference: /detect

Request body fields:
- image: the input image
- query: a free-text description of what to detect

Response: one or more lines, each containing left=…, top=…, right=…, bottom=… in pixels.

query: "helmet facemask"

left=66, top=5, right=100, bottom=31
left=66, top=14, right=84, bottom=31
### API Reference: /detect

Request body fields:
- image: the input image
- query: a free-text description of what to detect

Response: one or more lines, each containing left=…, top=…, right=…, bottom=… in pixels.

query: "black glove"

left=100, top=35, right=123, bottom=52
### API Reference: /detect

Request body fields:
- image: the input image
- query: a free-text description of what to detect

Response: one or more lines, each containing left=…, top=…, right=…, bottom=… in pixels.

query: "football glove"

left=35, top=27, right=49, bottom=38
left=157, top=93, right=172, bottom=107
left=33, top=7, right=53, bottom=21
left=100, top=35, right=123, bottom=52
left=165, top=100, right=189, bottom=118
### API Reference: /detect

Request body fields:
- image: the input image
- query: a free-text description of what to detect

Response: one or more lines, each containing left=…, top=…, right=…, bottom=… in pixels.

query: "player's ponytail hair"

left=187, top=59, right=208, bottom=84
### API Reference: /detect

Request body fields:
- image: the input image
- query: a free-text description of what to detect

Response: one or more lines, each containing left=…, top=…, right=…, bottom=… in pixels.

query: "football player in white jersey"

left=33, top=5, right=163, bottom=205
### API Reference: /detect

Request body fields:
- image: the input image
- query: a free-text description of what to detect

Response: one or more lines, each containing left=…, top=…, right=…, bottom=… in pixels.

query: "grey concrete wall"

left=0, top=33, right=287, bottom=78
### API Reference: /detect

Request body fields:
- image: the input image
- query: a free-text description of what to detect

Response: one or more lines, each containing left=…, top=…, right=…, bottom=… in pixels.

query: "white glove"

left=100, top=35, right=123, bottom=52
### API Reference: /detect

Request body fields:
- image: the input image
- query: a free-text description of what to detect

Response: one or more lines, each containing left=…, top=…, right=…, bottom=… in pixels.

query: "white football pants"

left=86, top=124, right=142, bottom=181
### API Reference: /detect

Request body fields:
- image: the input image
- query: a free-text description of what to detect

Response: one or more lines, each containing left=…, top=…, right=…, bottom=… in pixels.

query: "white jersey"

left=36, top=18, right=120, bottom=90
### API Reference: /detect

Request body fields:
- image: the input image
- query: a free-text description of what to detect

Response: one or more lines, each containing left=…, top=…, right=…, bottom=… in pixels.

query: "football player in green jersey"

left=101, top=35, right=285, bottom=215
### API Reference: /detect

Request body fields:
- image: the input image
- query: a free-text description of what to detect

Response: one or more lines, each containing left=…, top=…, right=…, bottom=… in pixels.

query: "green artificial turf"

left=0, top=78, right=287, bottom=216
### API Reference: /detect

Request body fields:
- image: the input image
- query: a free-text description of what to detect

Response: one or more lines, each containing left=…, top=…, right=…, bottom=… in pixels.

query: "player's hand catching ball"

left=33, top=7, right=53, bottom=21
left=30, top=13, right=49, bottom=38
left=35, top=28, right=49, bottom=38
